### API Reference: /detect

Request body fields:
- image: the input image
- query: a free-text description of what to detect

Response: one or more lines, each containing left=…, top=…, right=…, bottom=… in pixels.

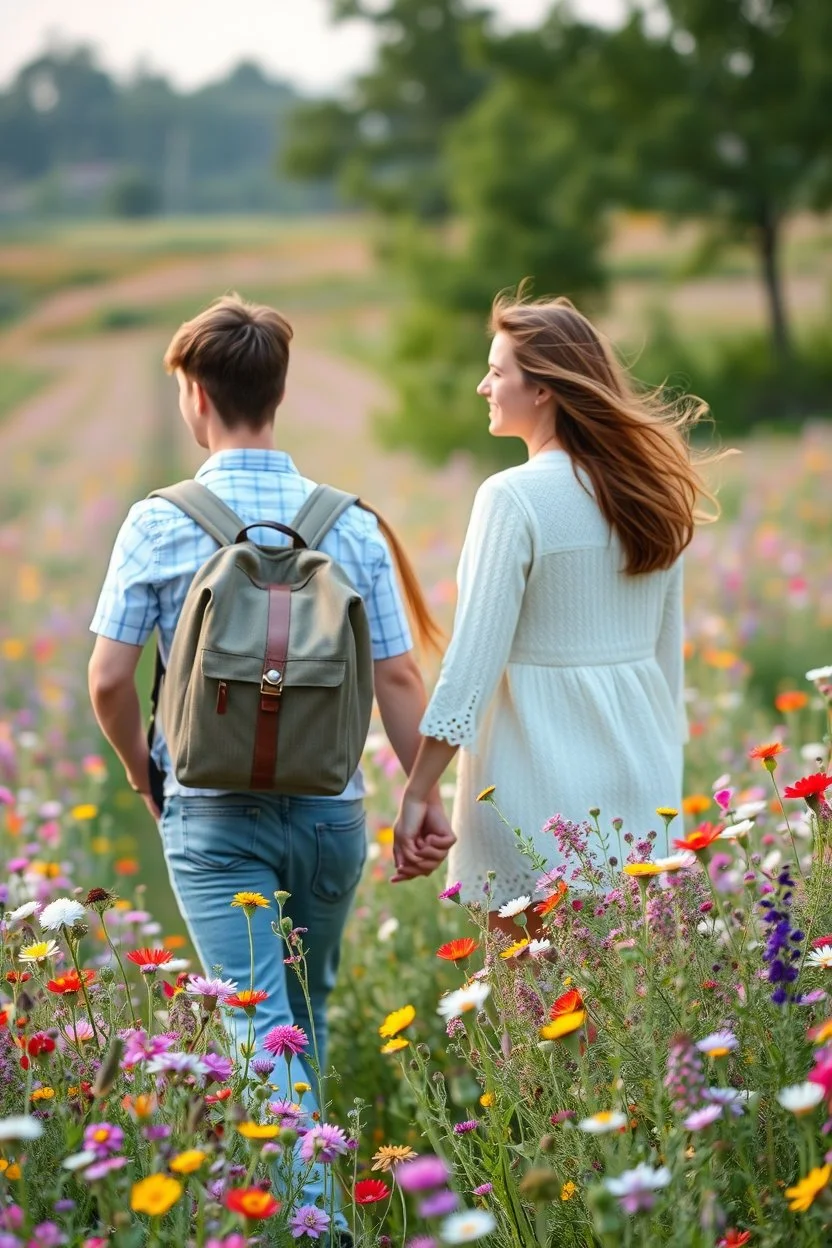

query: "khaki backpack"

left=146, top=481, right=374, bottom=796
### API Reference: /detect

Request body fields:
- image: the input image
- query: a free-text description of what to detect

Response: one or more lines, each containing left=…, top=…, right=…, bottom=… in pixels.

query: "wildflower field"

left=1, top=220, right=832, bottom=1246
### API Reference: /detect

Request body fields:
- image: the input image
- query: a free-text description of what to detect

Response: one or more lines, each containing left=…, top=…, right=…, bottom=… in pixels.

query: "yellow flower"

left=2, top=1163, right=21, bottom=1180
left=28, top=861, right=62, bottom=879
left=238, top=1122, right=280, bottom=1140
left=376, top=827, right=395, bottom=845
left=476, top=786, right=496, bottom=802
left=231, top=891, right=270, bottom=911
left=561, top=1181, right=577, bottom=1202
left=19, top=940, right=60, bottom=964
left=293, top=1081, right=311, bottom=1094
left=480, top=1092, right=495, bottom=1107
left=90, top=837, right=112, bottom=854
left=785, top=1163, right=831, bottom=1213
left=656, top=807, right=679, bottom=819
left=379, top=1005, right=415, bottom=1038
left=1, top=640, right=25, bottom=661
left=499, top=939, right=529, bottom=960
left=169, top=1149, right=207, bottom=1174
left=31, top=1088, right=55, bottom=1102
left=130, top=1174, right=183, bottom=1216
left=622, top=862, right=662, bottom=877
left=810, top=1020, right=832, bottom=1046
left=380, top=1038, right=409, bottom=1054
left=71, top=804, right=98, bottom=821
left=371, top=1144, right=417, bottom=1172
left=539, top=1010, right=587, bottom=1041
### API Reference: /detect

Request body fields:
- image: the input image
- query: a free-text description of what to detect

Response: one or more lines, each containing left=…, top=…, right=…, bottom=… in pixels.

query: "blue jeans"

left=159, top=793, right=366, bottom=1217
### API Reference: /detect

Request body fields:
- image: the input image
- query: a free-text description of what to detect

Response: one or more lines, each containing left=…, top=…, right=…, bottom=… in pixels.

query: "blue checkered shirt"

left=90, top=449, right=413, bottom=800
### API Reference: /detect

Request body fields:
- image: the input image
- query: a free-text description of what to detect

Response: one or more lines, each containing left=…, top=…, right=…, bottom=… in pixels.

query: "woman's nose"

left=477, top=377, right=489, bottom=395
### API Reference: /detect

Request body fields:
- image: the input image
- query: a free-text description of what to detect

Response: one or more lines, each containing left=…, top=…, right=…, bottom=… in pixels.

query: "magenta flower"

left=268, top=1099, right=305, bottom=1126
left=202, top=1053, right=234, bottom=1085
left=682, top=1105, right=723, bottom=1131
left=453, top=1120, right=478, bottom=1135
left=439, top=882, right=462, bottom=901
left=120, top=1030, right=176, bottom=1068
left=394, top=1155, right=450, bottom=1192
left=299, top=1124, right=348, bottom=1164
left=263, top=1024, right=309, bottom=1059
left=418, top=1189, right=459, bottom=1217
left=186, top=975, right=238, bottom=1003
left=85, top=1156, right=130, bottom=1181
left=289, top=1205, right=330, bottom=1239
left=472, top=1183, right=493, bottom=1196
left=83, top=1123, right=124, bottom=1158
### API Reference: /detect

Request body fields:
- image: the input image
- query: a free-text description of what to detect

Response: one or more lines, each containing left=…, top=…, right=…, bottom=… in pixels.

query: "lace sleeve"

left=420, top=477, right=532, bottom=750
left=656, top=558, right=689, bottom=743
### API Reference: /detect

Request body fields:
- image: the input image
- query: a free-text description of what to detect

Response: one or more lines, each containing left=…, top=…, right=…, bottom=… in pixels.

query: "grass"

left=0, top=363, right=50, bottom=425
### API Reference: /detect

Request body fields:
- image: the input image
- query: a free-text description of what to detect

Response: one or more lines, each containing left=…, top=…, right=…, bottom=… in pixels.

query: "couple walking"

left=87, top=287, right=710, bottom=1203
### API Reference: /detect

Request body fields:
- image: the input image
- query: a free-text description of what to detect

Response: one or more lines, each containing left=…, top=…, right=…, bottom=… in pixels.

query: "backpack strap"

left=291, top=485, right=359, bottom=550
left=148, top=481, right=244, bottom=547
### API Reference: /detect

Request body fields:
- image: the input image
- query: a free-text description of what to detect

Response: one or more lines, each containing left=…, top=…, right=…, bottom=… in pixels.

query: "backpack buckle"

left=260, top=668, right=283, bottom=699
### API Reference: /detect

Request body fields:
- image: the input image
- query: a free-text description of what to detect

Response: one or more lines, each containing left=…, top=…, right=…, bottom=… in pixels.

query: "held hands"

left=391, top=792, right=456, bottom=884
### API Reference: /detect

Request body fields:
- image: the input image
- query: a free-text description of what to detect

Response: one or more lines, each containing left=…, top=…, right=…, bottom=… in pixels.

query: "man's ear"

left=192, top=380, right=209, bottom=416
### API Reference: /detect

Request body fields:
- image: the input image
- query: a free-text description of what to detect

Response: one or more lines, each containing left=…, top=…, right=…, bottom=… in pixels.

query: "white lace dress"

left=420, top=451, right=687, bottom=907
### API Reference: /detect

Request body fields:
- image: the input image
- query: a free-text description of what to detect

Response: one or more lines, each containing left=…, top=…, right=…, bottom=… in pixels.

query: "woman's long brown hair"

left=491, top=291, right=725, bottom=575
left=358, top=502, right=445, bottom=655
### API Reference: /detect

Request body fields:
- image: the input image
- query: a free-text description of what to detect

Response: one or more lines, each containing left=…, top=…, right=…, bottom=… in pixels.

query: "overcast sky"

left=0, top=0, right=626, bottom=93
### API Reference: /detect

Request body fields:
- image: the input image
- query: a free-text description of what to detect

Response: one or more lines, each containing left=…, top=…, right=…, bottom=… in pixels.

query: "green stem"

left=100, top=913, right=138, bottom=1028
left=65, top=930, right=102, bottom=1054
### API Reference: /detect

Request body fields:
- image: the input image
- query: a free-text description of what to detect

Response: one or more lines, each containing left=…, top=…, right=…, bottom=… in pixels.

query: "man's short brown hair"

left=163, top=293, right=293, bottom=429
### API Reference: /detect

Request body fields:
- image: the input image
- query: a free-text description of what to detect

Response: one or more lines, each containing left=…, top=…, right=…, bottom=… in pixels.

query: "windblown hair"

left=490, top=291, right=722, bottom=575
left=359, top=503, right=444, bottom=656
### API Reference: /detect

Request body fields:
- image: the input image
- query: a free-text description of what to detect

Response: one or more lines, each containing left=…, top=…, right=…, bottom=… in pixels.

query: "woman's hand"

left=391, top=794, right=455, bottom=884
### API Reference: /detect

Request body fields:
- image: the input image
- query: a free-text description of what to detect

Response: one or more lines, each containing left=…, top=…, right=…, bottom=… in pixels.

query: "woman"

left=393, top=291, right=719, bottom=927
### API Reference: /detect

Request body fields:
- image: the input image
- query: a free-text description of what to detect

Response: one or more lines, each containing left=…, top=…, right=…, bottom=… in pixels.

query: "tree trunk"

left=758, top=206, right=791, bottom=363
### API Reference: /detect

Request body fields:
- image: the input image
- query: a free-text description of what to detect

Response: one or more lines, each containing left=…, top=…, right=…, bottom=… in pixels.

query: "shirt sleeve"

left=89, top=506, right=161, bottom=646
left=420, top=477, right=532, bottom=750
left=655, top=558, right=689, bottom=744
left=363, top=523, right=413, bottom=661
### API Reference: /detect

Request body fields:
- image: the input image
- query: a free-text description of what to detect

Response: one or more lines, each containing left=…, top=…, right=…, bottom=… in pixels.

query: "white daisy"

left=603, top=1162, right=671, bottom=1199
left=733, top=800, right=767, bottom=820
left=0, top=1115, right=44, bottom=1142
left=806, top=665, right=832, bottom=682
left=776, top=1082, right=825, bottom=1115
left=807, top=945, right=832, bottom=970
left=497, top=895, right=531, bottom=919
left=527, top=938, right=552, bottom=957
left=440, top=1208, right=497, bottom=1243
left=437, top=982, right=491, bottom=1020
left=719, top=820, right=756, bottom=840
left=377, top=917, right=399, bottom=943
left=19, top=939, right=61, bottom=963
left=801, top=743, right=828, bottom=763
left=654, top=852, right=696, bottom=872
left=62, top=1150, right=98, bottom=1172
left=39, top=898, right=87, bottom=932
left=5, top=901, right=41, bottom=928
left=696, top=1030, right=738, bottom=1057
left=163, top=958, right=191, bottom=974
left=578, top=1110, right=628, bottom=1134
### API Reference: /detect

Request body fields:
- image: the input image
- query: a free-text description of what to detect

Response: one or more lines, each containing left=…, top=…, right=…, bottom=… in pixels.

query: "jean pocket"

left=181, top=803, right=260, bottom=871
left=312, top=810, right=367, bottom=902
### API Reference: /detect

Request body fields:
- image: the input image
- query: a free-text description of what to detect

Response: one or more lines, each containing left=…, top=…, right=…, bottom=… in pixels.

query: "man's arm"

left=88, top=636, right=160, bottom=818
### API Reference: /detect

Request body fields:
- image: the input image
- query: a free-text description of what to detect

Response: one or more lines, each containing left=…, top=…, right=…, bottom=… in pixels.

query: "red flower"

left=534, top=881, right=568, bottom=916
left=47, top=970, right=95, bottom=995
left=436, top=938, right=478, bottom=962
left=783, top=773, right=832, bottom=801
left=718, top=1232, right=751, bottom=1248
left=353, top=1178, right=391, bottom=1205
left=550, top=988, right=583, bottom=1019
left=224, top=1188, right=281, bottom=1219
left=748, top=742, right=787, bottom=761
left=811, top=934, right=832, bottom=950
left=673, top=822, right=724, bottom=853
left=125, top=947, right=173, bottom=971
left=225, top=990, right=269, bottom=1010
left=27, top=1033, right=55, bottom=1058
left=205, top=1087, right=232, bottom=1104
left=5, top=972, right=30, bottom=985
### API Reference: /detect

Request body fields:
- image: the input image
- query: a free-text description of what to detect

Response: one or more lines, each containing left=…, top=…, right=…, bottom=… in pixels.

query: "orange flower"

left=775, top=691, right=809, bottom=713
left=436, top=938, right=478, bottom=962
left=534, top=881, right=568, bottom=916
left=224, top=1188, right=281, bottom=1219
left=748, top=741, right=787, bottom=761
left=673, top=822, right=724, bottom=853
left=682, top=794, right=711, bottom=816
left=225, top=989, right=269, bottom=1010
left=550, top=988, right=583, bottom=1019
left=47, top=970, right=95, bottom=995
left=539, top=1010, right=586, bottom=1041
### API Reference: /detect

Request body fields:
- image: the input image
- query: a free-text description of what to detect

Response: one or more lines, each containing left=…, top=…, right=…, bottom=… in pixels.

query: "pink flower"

left=263, top=1024, right=309, bottom=1059
left=299, top=1124, right=348, bottom=1164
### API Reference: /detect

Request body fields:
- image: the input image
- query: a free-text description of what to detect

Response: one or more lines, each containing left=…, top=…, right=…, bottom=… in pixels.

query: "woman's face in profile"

left=477, top=331, right=539, bottom=441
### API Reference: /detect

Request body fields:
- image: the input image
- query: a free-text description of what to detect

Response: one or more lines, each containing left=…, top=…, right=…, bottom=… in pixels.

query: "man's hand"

left=391, top=795, right=455, bottom=884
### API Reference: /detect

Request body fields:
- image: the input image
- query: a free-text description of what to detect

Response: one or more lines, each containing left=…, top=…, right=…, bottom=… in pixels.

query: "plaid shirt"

left=90, top=448, right=412, bottom=800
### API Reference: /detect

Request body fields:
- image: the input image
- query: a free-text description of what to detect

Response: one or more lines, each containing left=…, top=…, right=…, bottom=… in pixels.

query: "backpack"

left=145, top=480, right=374, bottom=797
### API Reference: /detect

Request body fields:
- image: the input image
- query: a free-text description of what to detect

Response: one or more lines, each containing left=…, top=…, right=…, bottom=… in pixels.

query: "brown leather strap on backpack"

left=251, top=585, right=292, bottom=789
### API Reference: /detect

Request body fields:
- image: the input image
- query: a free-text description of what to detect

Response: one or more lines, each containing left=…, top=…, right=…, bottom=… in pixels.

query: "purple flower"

left=405, top=1240, right=437, bottom=1248
left=83, top=1123, right=124, bottom=1158
left=682, top=1105, right=723, bottom=1131
left=263, top=1024, right=309, bottom=1059
left=418, top=1189, right=459, bottom=1217
left=85, top=1156, right=129, bottom=1181
left=298, top=1124, right=348, bottom=1164
left=205, top=1237, right=246, bottom=1248
left=664, top=1035, right=705, bottom=1114
left=120, top=1030, right=176, bottom=1068
left=472, top=1183, right=493, bottom=1196
left=146, top=1051, right=209, bottom=1080
left=394, top=1155, right=450, bottom=1192
left=289, top=1205, right=331, bottom=1239
left=759, top=868, right=801, bottom=1006
left=144, top=1124, right=172, bottom=1142
left=186, top=975, right=238, bottom=1004
left=453, top=1120, right=478, bottom=1135
left=29, top=1222, right=65, bottom=1248
left=202, top=1053, right=234, bottom=1085
left=251, top=1058, right=276, bottom=1080
left=439, top=882, right=462, bottom=901
left=268, top=1099, right=305, bottom=1126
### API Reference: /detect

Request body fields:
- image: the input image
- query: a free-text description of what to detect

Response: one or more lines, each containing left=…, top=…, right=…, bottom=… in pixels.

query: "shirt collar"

left=195, top=448, right=299, bottom=479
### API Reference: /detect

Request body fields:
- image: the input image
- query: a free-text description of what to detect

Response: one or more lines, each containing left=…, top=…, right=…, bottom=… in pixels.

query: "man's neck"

left=205, top=425, right=276, bottom=455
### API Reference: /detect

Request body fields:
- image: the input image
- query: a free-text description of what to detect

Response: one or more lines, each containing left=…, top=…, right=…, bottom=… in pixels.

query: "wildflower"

left=19, top=940, right=60, bottom=964
left=623, top=862, right=662, bottom=877
left=561, top=1181, right=577, bottom=1201
left=499, top=939, right=529, bottom=959
left=379, top=1005, right=415, bottom=1038
left=696, top=1030, right=738, bottom=1058
left=263, top=1024, right=309, bottom=1059
left=476, top=787, right=496, bottom=802
left=654, top=853, right=694, bottom=872
left=38, top=899, right=86, bottom=932
left=539, top=1011, right=585, bottom=1041
left=807, top=946, right=832, bottom=970
left=146, top=1052, right=210, bottom=1080
left=47, top=971, right=95, bottom=995
left=480, top=1093, right=495, bottom=1107
left=299, top=1124, right=348, bottom=1163
left=5, top=901, right=40, bottom=927
left=748, top=742, right=787, bottom=762
left=231, top=892, right=270, bottom=911
left=809, top=1020, right=832, bottom=1045
left=682, top=795, right=711, bottom=816
left=534, top=882, right=568, bottom=916
left=169, top=1149, right=207, bottom=1174
left=453, top=1120, right=478, bottom=1135
left=718, top=1233, right=751, bottom=1248
left=497, top=895, right=531, bottom=919
left=683, top=1105, right=723, bottom=1130
left=776, top=1083, right=826, bottom=1115
left=289, top=1205, right=330, bottom=1238
left=550, top=989, right=583, bottom=1018
left=224, top=1188, right=281, bottom=1219
left=437, top=938, right=478, bottom=963
left=785, top=1164, right=831, bottom=1213
left=186, top=975, right=238, bottom=1003
left=30, top=1087, right=55, bottom=1102
left=439, top=882, right=462, bottom=901
left=665, top=1035, right=706, bottom=1114
left=372, top=1145, right=417, bottom=1171
left=130, top=1174, right=183, bottom=1217
left=0, top=1120, right=44, bottom=1145
left=578, top=1111, right=627, bottom=1134
left=783, top=774, right=832, bottom=801
left=61, top=1020, right=95, bottom=1046
left=776, top=691, right=809, bottom=713
left=381, top=1038, right=409, bottom=1054
left=125, top=947, right=173, bottom=972
left=673, top=823, right=724, bottom=853
left=656, top=807, right=679, bottom=819
left=71, top=804, right=98, bottom=821
left=394, top=1155, right=450, bottom=1192
left=267, top=1099, right=305, bottom=1125
left=238, top=1122, right=280, bottom=1141
left=421, top=1189, right=459, bottom=1217
left=603, top=1162, right=672, bottom=1214
left=718, top=820, right=755, bottom=841
left=354, top=1178, right=390, bottom=1204
left=440, top=1208, right=497, bottom=1242
left=528, top=939, right=552, bottom=956
left=83, top=1123, right=124, bottom=1157
left=378, top=917, right=399, bottom=941
left=437, top=982, right=491, bottom=1020
left=224, top=989, right=269, bottom=1010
